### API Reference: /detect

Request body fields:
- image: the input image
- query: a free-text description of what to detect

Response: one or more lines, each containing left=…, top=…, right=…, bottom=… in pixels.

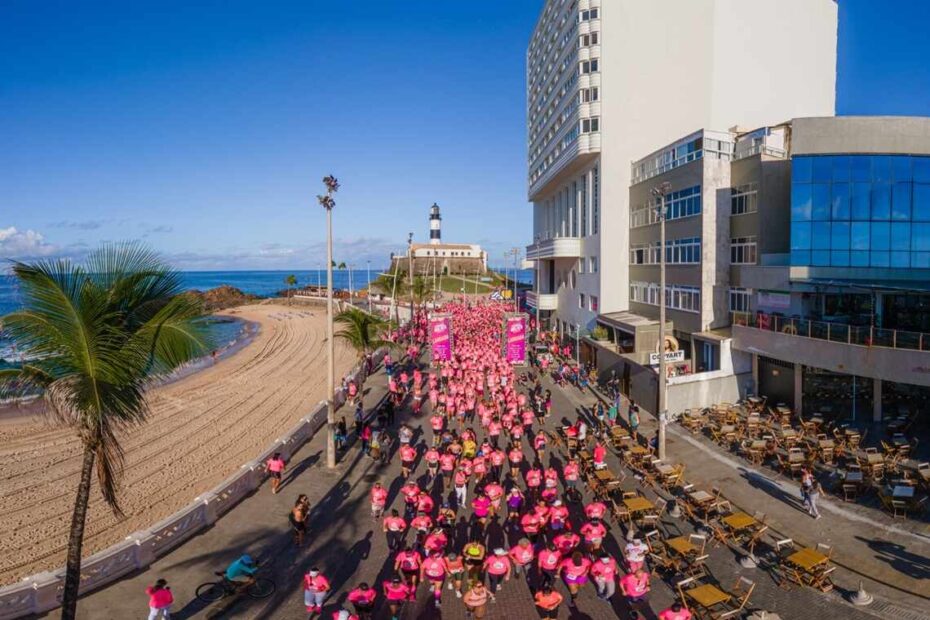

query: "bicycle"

left=195, top=572, right=276, bottom=602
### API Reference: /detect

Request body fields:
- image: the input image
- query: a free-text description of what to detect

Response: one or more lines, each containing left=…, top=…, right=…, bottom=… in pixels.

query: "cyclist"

left=224, top=554, right=258, bottom=588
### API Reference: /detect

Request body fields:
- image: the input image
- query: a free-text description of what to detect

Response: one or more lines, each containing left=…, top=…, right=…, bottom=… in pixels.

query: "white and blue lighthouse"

left=429, top=202, right=442, bottom=245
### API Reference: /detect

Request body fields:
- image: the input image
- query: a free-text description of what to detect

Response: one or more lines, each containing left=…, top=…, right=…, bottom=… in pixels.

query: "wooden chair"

left=684, top=553, right=711, bottom=579
left=716, top=577, right=756, bottom=619
left=841, top=483, right=860, bottom=502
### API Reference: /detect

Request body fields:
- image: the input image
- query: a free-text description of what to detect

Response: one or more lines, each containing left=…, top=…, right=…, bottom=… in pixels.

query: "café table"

left=844, top=470, right=864, bottom=483
left=655, top=463, right=676, bottom=477
left=722, top=512, right=758, bottom=532
left=683, top=583, right=732, bottom=614
left=666, top=536, right=699, bottom=556
left=624, top=496, right=655, bottom=513
left=787, top=547, right=828, bottom=572
left=891, top=485, right=915, bottom=499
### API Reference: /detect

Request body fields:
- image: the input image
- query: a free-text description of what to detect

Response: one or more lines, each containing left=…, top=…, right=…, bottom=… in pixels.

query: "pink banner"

left=430, top=315, right=453, bottom=362
left=504, top=314, right=527, bottom=364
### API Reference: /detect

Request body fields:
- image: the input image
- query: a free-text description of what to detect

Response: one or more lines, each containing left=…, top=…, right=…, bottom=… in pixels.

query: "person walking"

left=303, top=568, right=331, bottom=616
left=346, top=582, right=376, bottom=619
left=659, top=602, right=693, bottom=619
left=289, top=495, right=310, bottom=546
left=807, top=478, right=824, bottom=520
left=590, top=553, right=619, bottom=600
left=144, top=579, right=173, bottom=620
left=462, top=581, right=489, bottom=620
left=560, top=551, right=592, bottom=608
left=382, top=509, right=407, bottom=552
left=265, top=452, right=286, bottom=494
left=382, top=577, right=410, bottom=620
left=483, top=548, right=512, bottom=601
left=421, top=552, right=447, bottom=608
left=534, top=585, right=564, bottom=619
left=619, top=566, right=651, bottom=607
left=444, top=552, right=466, bottom=598
left=370, top=482, right=387, bottom=520
left=629, top=403, right=640, bottom=441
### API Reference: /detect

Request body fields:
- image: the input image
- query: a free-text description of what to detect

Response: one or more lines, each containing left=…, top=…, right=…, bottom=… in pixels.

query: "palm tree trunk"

left=61, top=446, right=96, bottom=620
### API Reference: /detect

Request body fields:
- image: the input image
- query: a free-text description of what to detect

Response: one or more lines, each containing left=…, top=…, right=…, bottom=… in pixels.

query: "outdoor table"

left=624, top=496, right=655, bottom=513
left=749, top=440, right=767, bottom=450
left=891, top=434, right=910, bottom=448
left=892, top=485, right=915, bottom=498
left=787, top=451, right=805, bottom=463
left=594, top=469, right=616, bottom=482
left=866, top=452, right=884, bottom=465
left=684, top=583, right=732, bottom=609
left=748, top=396, right=763, bottom=404
left=666, top=536, right=698, bottom=556
left=818, top=439, right=835, bottom=449
left=722, top=512, right=758, bottom=532
left=779, top=428, right=797, bottom=439
left=844, top=471, right=864, bottom=483
left=656, top=463, right=676, bottom=476
left=787, top=548, right=828, bottom=572
left=689, top=490, right=714, bottom=504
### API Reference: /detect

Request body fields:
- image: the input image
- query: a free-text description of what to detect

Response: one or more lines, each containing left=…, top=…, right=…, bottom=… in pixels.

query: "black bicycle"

left=195, top=572, right=276, bottom=602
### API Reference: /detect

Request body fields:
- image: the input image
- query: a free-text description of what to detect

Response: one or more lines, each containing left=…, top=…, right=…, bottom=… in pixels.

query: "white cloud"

left=0, top=227, right=60, bottom=259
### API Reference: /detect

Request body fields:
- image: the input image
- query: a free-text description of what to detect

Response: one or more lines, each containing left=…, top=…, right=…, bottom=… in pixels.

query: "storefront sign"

left=649, top=350, right=685, bottom=365
left=758, top=291, right=791, bottom=310
left=429, top=314, right=453, bottom=362
left=503, top=313, right=528, bottom=364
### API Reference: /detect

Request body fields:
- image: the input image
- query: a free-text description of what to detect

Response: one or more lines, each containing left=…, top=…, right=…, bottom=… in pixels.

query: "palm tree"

left=284, top=274, right=297, bottom=304
left=0, top=244, right=208, bottom=619
left=410, top=275, right=433, bottom=307
left=335, top=307, right=390, bottom=373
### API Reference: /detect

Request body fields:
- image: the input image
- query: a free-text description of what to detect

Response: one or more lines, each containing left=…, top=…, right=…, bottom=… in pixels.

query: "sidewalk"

left=572, top=380, right=930, bottom=615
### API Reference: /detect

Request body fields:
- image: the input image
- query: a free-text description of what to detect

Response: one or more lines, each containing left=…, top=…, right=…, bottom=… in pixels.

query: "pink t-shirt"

left=267, top=457, right=285, bottom=473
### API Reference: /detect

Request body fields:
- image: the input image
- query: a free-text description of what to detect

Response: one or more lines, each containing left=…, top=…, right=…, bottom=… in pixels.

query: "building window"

left=590, top=295, right=599, bottom=312
left=729, top=287, right=753, bottom=313
left=731, top=236, right=758, bottom=264
left=579, top=293, right=586, bottom=308
left=590, top=256, right=598, bottom=273
left=631, top=185, right=702, bottom=227
left=630, top=281, right=701, bottom=313
left=581, top=117, right=600, bottom=133
left=666, top=237, right=702, bottom=264
left=592, top=165, right=600, bottom=234
left=578, top=258, right=585, bottom=274
left=580, top=87, right=599, bottom=103
left=581, top=173, right=588, bottom=236
left=731, top=182, right=759, bottom=215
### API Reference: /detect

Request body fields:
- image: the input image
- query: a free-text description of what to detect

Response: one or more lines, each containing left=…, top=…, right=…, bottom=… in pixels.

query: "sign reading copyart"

left=503, top=313, right=528, bottom=365
left=429, top=313, right=453, bottom=362
left=648, top=350, right=685, bottom=365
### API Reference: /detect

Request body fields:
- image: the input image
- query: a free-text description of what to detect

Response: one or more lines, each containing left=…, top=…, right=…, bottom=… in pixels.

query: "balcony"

left=525, top=237, right=583, bottom=260
left=730, top=312, right=930, bottom=387
left=526, top=291, right=558, bottom=311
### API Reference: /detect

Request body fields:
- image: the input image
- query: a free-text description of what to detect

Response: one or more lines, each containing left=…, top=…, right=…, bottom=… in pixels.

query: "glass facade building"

left=790, top=154, right=930, bottom=268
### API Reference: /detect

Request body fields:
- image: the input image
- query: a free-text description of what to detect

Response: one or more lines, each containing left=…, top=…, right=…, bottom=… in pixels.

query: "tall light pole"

left=510, top=247, right=521, bottom=311
left=407, top=232, right=415, bottom=322
left=533, top=234, right=541, bottom=338
left=318, top=174, right=339, bottom=469
left=652, top=181, right=671, bottom=461
left=348, top=263, right=354, bottom=304
left=367, top=260, right=372, bottom=312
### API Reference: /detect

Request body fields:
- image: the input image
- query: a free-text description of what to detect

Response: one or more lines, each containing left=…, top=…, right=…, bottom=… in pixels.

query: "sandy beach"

left=0, top=303, right=356, bottom=584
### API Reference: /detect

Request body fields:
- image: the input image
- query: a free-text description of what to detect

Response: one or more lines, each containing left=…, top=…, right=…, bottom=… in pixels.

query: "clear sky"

left=2, top=0, right=930, bottom=271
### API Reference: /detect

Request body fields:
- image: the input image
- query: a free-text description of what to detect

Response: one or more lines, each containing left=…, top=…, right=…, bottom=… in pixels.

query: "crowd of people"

left=145, top=302, right=690, bottom=620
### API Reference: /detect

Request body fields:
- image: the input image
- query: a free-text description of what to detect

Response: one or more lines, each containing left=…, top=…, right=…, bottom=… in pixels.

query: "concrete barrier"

left=0, top=347, right=389, bottom=619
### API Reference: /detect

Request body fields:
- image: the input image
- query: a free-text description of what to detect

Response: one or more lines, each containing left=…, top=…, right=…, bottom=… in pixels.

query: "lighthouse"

left=429, top=202, right=442, bottom=245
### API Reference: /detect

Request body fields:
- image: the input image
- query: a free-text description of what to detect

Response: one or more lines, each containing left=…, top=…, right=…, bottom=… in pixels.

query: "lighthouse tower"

left=429, top=203, right=442, bottom=245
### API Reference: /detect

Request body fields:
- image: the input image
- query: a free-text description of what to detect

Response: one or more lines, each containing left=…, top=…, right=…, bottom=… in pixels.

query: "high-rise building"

left=525, top=0, right=838, bottom=337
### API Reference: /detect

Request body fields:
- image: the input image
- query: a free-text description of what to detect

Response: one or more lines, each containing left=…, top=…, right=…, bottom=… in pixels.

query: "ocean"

left=0, top=268, right=534, bottom=363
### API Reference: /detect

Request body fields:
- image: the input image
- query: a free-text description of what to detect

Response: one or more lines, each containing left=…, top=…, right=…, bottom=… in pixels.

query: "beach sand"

left=0, top=303, right=356, bottom=584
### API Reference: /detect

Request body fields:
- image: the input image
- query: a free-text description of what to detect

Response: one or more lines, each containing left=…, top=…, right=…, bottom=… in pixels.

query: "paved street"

left=64, top=352, right=927, bottom=620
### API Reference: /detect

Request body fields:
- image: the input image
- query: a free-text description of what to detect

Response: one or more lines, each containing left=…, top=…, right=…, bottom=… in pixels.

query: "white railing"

left=733, top=143, right=788, bottom=161
left=0, top=348, right=387, bottom=620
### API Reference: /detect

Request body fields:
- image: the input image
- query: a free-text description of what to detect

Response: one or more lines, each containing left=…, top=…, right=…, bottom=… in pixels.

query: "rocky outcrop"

left=184, top=286, right=260, bottom=312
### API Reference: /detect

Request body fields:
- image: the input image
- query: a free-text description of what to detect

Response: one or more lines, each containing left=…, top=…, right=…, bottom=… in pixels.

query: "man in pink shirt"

left=589, top=553, right=618, bottom=600
left=619, top=566, right=651, bottom=605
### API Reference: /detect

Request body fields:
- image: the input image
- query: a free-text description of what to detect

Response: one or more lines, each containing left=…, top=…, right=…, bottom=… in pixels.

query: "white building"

left=525, top=0, right=838, bottom=336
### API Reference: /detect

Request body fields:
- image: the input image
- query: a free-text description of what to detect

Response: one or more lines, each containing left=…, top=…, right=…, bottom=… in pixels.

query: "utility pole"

left=367, top=260, right=372, bottom=312
left=317, top=175, right=339, bottom=469
left=407, top=232, right=414, bottom=322
left=533, top=234, right=541, bottom=338
left=511, top=247, right=520, bottom=311
left=652, top=182, right=671, bottom=461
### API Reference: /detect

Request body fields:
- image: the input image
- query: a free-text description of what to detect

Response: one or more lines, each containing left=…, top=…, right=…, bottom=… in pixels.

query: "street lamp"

left=533, top=234, right=541, bottom=338
left=407, top=232, right=414, bottom=321
left=317, top=174, right=339, bottom=469
left=652, top=181, right=671, bottom=461
left=367, top=260, right=372, bottom=312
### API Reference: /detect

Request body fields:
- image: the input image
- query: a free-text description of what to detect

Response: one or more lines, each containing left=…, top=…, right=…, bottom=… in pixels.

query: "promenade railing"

left=731, top=311, right=930, bottom=352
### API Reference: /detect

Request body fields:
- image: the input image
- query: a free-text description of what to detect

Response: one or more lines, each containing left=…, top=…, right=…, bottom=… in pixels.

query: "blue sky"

left=2, top=0, right=930, bottom=270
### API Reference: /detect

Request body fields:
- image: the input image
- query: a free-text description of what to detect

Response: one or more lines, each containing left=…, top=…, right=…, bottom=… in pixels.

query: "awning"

left=792, top=278, right=930, bottom=294
left=597, top=311, right=672, bottom=334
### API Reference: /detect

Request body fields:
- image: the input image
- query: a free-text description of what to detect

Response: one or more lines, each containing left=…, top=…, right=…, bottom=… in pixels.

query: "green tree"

left=410, top=276, right=434, bottom=306
left=0, top=244, right=209, bottom=620
left=284, top=274, right=297, bottom=304
left=337, top=261, right=347, bottom=270
left=334, top=307, right=390, bottom=371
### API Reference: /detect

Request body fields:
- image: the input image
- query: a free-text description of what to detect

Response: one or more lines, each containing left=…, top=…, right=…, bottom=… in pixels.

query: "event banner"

left=503, top=313, right=528, bottom=365
left=429, top=314, right=453, bottom=362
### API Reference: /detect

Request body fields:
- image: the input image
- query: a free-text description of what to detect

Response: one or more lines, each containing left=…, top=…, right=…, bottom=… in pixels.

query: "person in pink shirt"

left=584, top=500, right=608, bottom=521
left=382, top=509, right=407, bottom=552
left=483, top=548, right=512, bottom=600
left=537, top=543, right=562, bottom=588
left=346, top=582, right=376, bottom=619
left=508, top=443, right=524, bottom=479
left=265, top=452, right=286, bottom=495
left=589, top=553, right=619, bottom=600
left=619, top=566, right=651, bottom=605
left=420, top=553, right=447, bottom=608
left=659, top=602, right=693, bottom=620
left=424, top=526, right=448, bottom=555
left=562, top=460, right=580, bottom=492
left=593, top=441, right=607, bottom=470
left=303, top=568, right=331, bottom=614
left=559, top=551, right=592, bottom=607
left=553, top=530, right=581, bottom=555
left=525, top=467, right=542, bottom=501
left=382, top=577, right=411, bottom=620
left=430, top=413, right=444, bottom=445
left=144, top=579, right=173, bottom=620
left=394, top=544, right=422, bottom=599
left=439, top=451, right=457, bottom=483
left=370, top=482, right=387, bottom=519
left=508, top=538, right=535, bottom=578
left=580, top=518, right=607, bottom=554
left=533, top=432, right=547, bottom=462
left=399, top=443, right=417, bottom=479
left=548, top=499, right=570, bottom=532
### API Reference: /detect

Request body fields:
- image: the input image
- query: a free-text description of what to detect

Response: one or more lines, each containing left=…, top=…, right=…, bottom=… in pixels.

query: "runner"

left=303, top=568, right=330, bottom=616
left=265, top=452, right=286, bottom=494
left=420, top=552, right=447, bottom=608
left=369, top=482, right=387, bottom=520
left=346, top=582, right=376, bottom=619
left=534, top=585, right=564, bottom=619
left=289, top=495, right=310, bottom=546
